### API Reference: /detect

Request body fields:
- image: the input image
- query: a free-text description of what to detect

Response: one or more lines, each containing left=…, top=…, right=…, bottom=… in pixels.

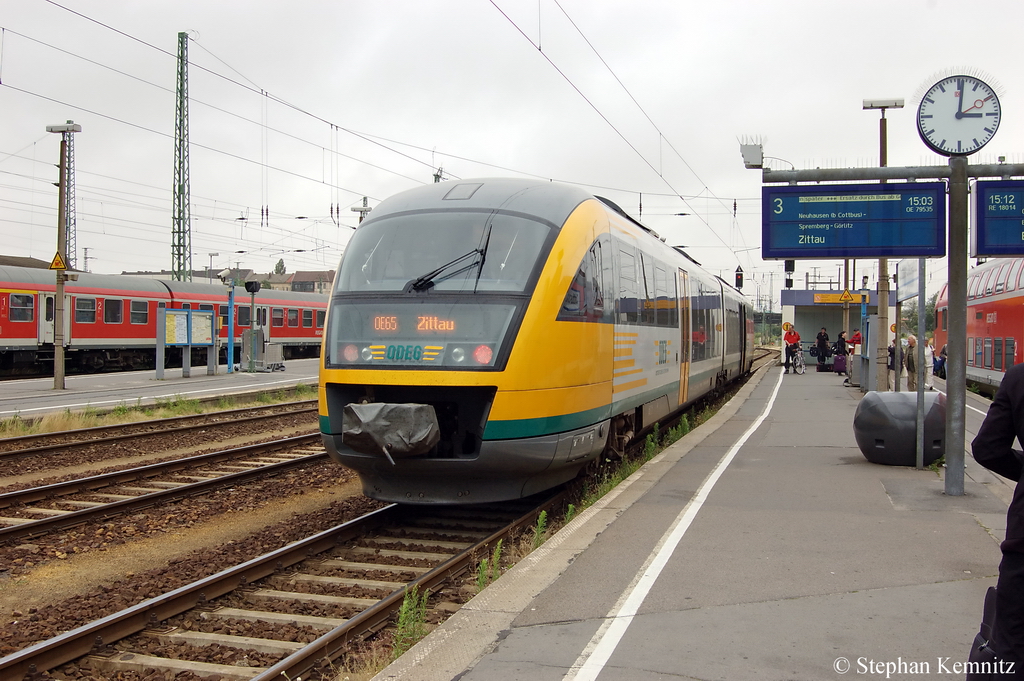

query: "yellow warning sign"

left=813, top=292, right=863, bottom=304
left=782, top=322, right=793, bottom=331
left=48, top=252, right=68, bottom=270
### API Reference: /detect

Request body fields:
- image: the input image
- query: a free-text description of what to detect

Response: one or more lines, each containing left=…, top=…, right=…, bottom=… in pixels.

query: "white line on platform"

left=933, top=388, right=988, bottom=417
left=562, top=368, right=786, bottom=681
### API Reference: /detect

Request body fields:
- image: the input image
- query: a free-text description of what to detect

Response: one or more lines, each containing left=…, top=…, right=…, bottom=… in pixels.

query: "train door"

left=254, top=305, right=270, bottom=341
left=39, top=294, right=55, bottom=344
left=678, top=270, right=691, bottom=405
left=739, top=304, right=748, bottom=371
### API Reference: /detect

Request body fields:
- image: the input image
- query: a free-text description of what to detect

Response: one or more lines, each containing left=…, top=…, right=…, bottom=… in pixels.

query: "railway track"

left=0, top=400, right=317, bottom=460
left=0, top=434, right=324, bottom=542
left=0, top=494, right=565, bottom=680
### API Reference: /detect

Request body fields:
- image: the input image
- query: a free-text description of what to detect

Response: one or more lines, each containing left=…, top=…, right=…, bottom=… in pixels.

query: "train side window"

left=968, top=275, right=980, bottom=300
left=237, top=306, right=251, bottom=327
left=218, top=305, right=228, bottom=328
left=617, top=247, right=639, bottom=324
left=639, top=253, right=656, bottom=326
left=288, top=309, right=299, bottom=327
left=104, top=299, right=123, bottom=324
left=46, top=296, right=54, bottom=323
left=181, top=303, right=191, bottom=310
left=1008, top=339, right=1016, bottom=369
left=995, top=263, right=1010, bottom=294
left=976, top=338, right=984, bottom=368
left=272, top=308, right=284, bottom=327
left=967, top=338, right=973, bottom=366
left=75, top=297, right=96, bottom=323
left=558, top=237, right=608, bottom=323
left=316, top=310, right=326, bottom=328
left=199, top=304, right=214, bottom=312
left=984, top=338, right=993, bottom=369
left=130, top=300, right=148, bottom=324
left=983, top=268, right=997, bottom=296
left=9, top=294, right=34, bottom=322
left=995, top=338, right=1004, bottom=371
left=941, top=309, right=947, bottom=332
left=1008, top=260, right=1023, bottom=293
left=655, top=264, right=670, bottom=327
left=302, top=309, right=313, bottom=327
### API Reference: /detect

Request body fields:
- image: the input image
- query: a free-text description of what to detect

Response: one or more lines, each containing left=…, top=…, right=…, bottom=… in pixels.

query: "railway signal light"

left=735, top=266, right=743, bottom=289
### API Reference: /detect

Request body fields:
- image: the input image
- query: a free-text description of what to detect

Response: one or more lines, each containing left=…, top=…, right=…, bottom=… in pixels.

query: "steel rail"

left=0, top=400, right=316, bottom=459
left=0, top=505, right=400, bottom=680
left=0, top=434, right=323, bottom=542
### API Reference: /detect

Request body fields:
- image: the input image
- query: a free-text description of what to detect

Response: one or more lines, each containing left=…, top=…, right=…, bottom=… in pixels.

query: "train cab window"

left=9, top=294, right=34, bottom=322
left=315, top=310, right=326, bottom=328
left=995, top=338, right=1004, bottom=371
left=941, top=309, right=947, bottom=332
left=1008, top=339, right=1016, bottom=369
left=288, top=309, right=299, bottom=327
left=1008, top=260, right=1023, bottom=293
left=237, top=306, right=251, bottom=327
left=130, top=300, right=148, bottom=324
left=104, top=299, right=123, bottom=324
left=75, top=297, right=96, bottom=323
left=558, top=238, right=610, bottom=323
left=984, top=338, right=993, bottom=369
left=272, top=308, right=284, bottom=327
left=302, top=309, right=313, bottom=328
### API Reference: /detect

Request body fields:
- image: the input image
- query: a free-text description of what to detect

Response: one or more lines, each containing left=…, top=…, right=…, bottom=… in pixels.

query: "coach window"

left=1008, top=260, right=1023, bottom=293
left=315, top=310, right=325, bottom=328
left=968, top=275, right=980, bottom=300
left=995, top=338, right=1004, bottom=371
left=967, top=338, right=974, bottom=366
left=995, top=264, right=1010, bottom=294
left=1008, top=339, right=1016, bottom=369
left=302, top=309, right=313, bottom=328
left=218, top=305, right=228, bottom=328
left=654, top=264, right=670, bottom=327
left=130, top=300, right=148, bottom=324
left=288, top=309, right=299, bottom=327
left=984, top=338, right=993, bottom=369
left=272, top=308, right=284, bottom=327
left=617, top=246, right=639, bottom=324
left=75, top=297, right=96, bottom=323
left=976, top=338, right=985, bottom=368
left=9, top=294, right=34, bottom=322
left=983, top=269, right=997, bottom=296
left=199, top=304, right=214, bottom=312
left=237, top=306, right=251, bottom=327
left=941, top=309, right=947, bottom=332
left=104, top=299, right=123, bottom=324
left=181, top=303, right=191, bottom=310
left=639, top=253, right=656, bottom=326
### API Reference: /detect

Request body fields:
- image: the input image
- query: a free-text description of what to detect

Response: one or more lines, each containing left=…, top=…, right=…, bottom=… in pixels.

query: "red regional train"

left=933, top=257, right=1024, bottom=392
left=0, top=265, right=327, bottom=375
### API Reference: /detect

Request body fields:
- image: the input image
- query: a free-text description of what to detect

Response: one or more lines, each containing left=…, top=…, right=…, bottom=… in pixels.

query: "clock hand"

left=956, top=79, right=965, bottom=119
left=963, top=96, right=993, bottom=113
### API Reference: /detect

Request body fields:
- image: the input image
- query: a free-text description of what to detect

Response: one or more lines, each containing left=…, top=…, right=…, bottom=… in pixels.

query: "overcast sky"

left=3, top=0, right=1023, bottom=306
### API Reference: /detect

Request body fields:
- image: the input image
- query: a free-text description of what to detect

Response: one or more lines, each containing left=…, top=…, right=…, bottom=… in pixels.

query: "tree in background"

left=901, top=292, right=938, bottom=338
left=274, top=259, right=286, bottom=275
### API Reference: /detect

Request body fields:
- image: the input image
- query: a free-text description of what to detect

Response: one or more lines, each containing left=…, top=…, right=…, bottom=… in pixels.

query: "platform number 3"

left=774, top=198, right=783, bottom=214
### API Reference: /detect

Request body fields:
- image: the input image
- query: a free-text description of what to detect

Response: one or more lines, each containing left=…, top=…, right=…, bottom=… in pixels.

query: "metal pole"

left=876, top=111, right=890, bottom=392
left=226, top=283, right=234, bottom=374
left=249, top=292, right=256, bottom=373
left=54, top=137, right=68, bottom=391
left=916, top=258, right=926, bottom=469
left=945, top=156, right=968, bottom=495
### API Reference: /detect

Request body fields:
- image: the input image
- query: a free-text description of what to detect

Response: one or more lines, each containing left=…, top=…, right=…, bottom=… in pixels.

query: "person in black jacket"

left=815, top=327, right=830, bottom=366
left=972, top=362, right=1024, bottom=676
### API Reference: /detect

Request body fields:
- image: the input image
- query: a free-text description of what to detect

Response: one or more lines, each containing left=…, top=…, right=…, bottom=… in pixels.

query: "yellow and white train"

left=319, top=179, right=754, bottom=504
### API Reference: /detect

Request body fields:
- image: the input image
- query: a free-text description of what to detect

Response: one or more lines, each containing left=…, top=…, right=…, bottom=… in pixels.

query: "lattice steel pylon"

left=172, top=31, right=192, bottom=281
left=63, top=124, right=77, bottom=270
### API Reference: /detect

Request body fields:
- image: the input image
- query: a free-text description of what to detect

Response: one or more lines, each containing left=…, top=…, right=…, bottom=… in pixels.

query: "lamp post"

left=46, top=121, right=82, bottom=390
left=208, top=252, right=219, bottom=285
left=863, top=98, right=904, bottom=391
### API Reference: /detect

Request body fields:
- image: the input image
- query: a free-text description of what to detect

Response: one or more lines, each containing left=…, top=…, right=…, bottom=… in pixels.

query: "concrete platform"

left=375, top=363, right=1013, bottom=681
left=0, top=357, right=320, bottom=419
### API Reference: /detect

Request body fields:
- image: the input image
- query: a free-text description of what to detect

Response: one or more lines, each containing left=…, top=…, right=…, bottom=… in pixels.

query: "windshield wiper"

left=404, top=248, right=483, bottom=293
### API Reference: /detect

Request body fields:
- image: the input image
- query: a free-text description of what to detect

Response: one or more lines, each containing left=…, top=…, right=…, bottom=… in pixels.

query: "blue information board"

left=975, top=180, right=1024, bottom=256
left=762, top=183, right=946, bottom=259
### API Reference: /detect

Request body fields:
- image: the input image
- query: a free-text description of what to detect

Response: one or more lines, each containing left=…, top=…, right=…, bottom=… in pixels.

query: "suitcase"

left=816, top=362, right=831, bottom=372
left=833, top=354, right=847, bottom=374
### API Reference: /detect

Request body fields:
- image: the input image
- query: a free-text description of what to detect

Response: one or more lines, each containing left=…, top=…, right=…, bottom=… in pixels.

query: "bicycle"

left=791, top=345, right=806, bottom=375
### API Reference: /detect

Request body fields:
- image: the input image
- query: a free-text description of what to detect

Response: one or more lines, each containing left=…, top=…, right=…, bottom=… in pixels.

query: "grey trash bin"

left=852, top=391, right=946, bottom=466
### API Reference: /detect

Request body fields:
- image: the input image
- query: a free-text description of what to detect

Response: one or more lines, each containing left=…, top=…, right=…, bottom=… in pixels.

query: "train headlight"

left=450, top=347, right=466, bottom=363
left=361, top=346, right=374, bottom=361
left=473, top=344, right=493, bottom=365
left=343, top=344, right=359, bottom=362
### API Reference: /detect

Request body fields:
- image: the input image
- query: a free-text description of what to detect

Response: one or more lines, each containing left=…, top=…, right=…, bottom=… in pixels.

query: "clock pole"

left=945, top=155, right=968, bottom=496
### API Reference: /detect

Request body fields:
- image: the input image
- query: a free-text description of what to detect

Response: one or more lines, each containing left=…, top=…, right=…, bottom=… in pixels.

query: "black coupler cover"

left=342, top=402, right=441, bottom=458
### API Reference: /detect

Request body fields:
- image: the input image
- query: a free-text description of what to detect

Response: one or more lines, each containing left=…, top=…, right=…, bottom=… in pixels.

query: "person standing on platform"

left=971, top=363, right=1024, bottom=677
left=815, top=327, right=830, bottom=367
left=924, top=338, right=935, bottom=390
left=906, top=335, right=918, bottom=391
left=850, top=328, right=862, bottom=353
left=783, top=326, right=801, bottom=374
left=937, top=343, right=948, bottom=379
left=835, top=331, right=849, bottom=377
left=887, top=339, right=903, bottom=391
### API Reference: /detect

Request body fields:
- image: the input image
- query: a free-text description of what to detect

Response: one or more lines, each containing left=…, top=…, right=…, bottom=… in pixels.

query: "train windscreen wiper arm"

left=404, top=248, right=483, bottom=292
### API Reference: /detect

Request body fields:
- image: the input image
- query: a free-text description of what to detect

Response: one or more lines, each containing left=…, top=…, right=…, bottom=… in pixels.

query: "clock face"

left=917, top=76, right=1001, bottom=156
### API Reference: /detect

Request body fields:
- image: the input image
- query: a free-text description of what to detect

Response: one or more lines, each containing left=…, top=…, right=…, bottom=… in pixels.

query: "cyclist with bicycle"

left=784, top=326, right=801, bottom=374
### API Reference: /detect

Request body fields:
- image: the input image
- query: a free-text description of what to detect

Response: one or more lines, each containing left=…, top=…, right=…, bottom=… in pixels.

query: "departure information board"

left=974, top=180, right=1024, bottom=256
left=762, top=182, right=946, bottom=260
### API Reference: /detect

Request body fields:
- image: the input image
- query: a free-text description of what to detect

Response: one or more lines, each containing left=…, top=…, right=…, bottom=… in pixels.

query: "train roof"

left=0, top=266, right=171, bottom=296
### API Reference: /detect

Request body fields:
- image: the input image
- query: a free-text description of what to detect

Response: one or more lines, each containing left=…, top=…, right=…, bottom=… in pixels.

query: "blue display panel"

left=762, top=183, right=946, bottom=259
left=975, top=180, right=1024, bottom=256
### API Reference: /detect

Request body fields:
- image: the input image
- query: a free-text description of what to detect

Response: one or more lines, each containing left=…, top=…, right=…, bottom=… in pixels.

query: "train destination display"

left=975, top=180, right=1024, bottom=256
left=762, top=182, right=946, bottom=260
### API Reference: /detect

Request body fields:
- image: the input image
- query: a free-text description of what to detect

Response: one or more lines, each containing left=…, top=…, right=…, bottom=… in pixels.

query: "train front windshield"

left=326, top=210, right=553, bottom=370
